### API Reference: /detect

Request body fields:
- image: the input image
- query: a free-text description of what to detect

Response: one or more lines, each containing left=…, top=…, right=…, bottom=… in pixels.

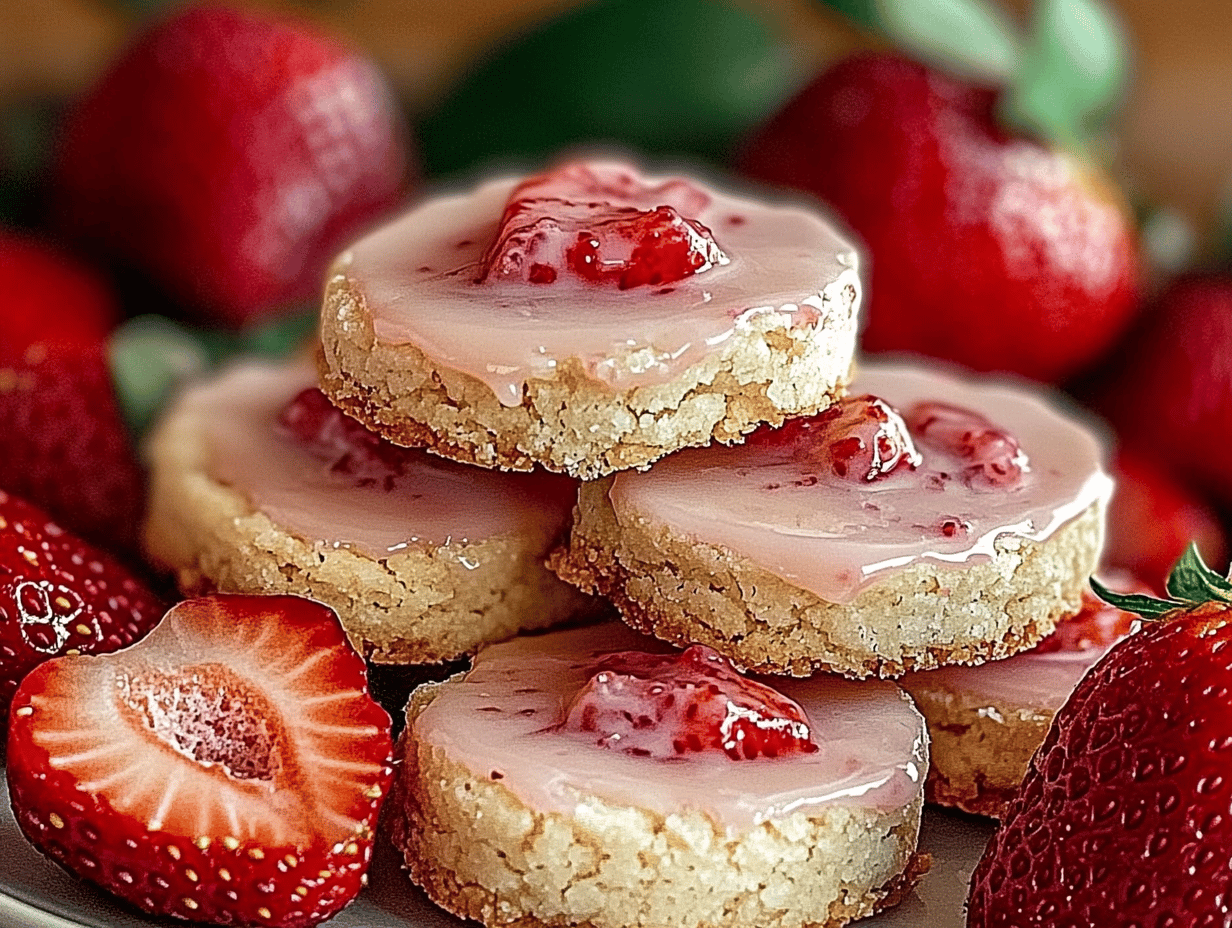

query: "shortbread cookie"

left=318, top=159, right=861, bottom=479
left=551, top=361, right=1112, bottom=678
left=143, top=357, right=591, bottom=664
left=900, top=583, right=1138, bottom=817
left=391, top=623, right=929, bottom=928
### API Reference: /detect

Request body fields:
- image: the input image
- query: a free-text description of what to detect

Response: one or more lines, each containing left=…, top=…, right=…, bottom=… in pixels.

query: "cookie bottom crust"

left=391, top=684, right=929, bottom=928
left=899, top=681, right=1052, bottom=818
left=551, top=479, right=1103, bottom=679
left=318, top=275, right=858, bottom=480
left=144, top=411, right=592, bottom=665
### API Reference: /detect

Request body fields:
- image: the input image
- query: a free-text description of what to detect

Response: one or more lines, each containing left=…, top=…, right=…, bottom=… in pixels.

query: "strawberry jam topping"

left=904, top=401, right=1028, bottom=488
left=278, top=387, right=415, bottom=487
left=478, top=162, right=728, bottom=290
left=561, top=645, right=818, bottom=761
left=1030, top=584, right=1142, bottom=655
left=747, top=394, right=922, bottom=483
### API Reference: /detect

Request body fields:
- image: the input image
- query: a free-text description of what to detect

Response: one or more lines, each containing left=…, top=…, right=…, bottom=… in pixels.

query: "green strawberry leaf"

left=820, top=0, right=1021, bottom=81
left=108, top=315, right=212, bottom=437
left=1165, top=542, right=1232, bottom=604
left=1089, top=576, right=1184, bottom=619
left=1000, top=0, right=1128, bottom=146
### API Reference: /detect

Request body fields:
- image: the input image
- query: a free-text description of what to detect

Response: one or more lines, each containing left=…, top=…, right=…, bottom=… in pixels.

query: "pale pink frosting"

left=609, top=361, right=1112, bottom=604
left=903, top=594, right=1134, bottom=712
left=337, top=162, right=860, bottom=406
left=188, top=359, right=578, bottom=557
left=411, top=623, right=927, bottom=831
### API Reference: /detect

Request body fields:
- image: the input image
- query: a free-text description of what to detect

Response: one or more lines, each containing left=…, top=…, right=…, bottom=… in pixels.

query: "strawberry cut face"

left=745, top=394, right=922, bottom=483
left=7, top=594, right=393, bottom=928
left=561, top=644, right=818, bottom=761
left=478, top=162, right=729, bottom=289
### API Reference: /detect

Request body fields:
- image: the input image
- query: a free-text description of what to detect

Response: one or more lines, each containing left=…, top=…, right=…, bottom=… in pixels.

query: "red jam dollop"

left=278, top=387, right=417, bottom=488
left=904, top=401, right=1028, bottom=489
left=747, top=395, right=922, bottom=483
left=478, top=162, right=729, bottom=290
left=561, top=644, right=818, bottom=761
left=1029, top=585, right=1140, bottom=654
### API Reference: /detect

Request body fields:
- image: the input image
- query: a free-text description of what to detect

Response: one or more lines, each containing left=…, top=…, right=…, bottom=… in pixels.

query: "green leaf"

left=1089, top=576, right=1183, bottom=620
left=108, top=315, right=212, bottom=437
left=238, top=308, right=318, bottom=359
left=1000, top=0, right=1128, bottom=146
left=1165, top=542, right=1232, bottom=604
left=418, top=0, right=797, bottom=178
left=874, top=0, right=1021, bottom=83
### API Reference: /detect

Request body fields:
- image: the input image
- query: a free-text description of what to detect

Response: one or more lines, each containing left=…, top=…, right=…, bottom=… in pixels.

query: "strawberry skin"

left=1103, top=451, right=1227, bottom=593
left=7, top=594, right=393, bottom=928
left=740, top=52, right=1139, bottom=383
left=0, top=490, right=163, bottom=716
left=0, top=230, right=144, bottom=552
left=54, top=4, right=409, bottom=326
left=1098, top=276, right=1232, bottom=509
left=968, top=555, right=1232, bottom=925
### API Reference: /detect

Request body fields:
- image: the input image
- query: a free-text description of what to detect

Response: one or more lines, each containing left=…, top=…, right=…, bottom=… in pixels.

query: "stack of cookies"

left=143, top=159, right=1115, bottom=927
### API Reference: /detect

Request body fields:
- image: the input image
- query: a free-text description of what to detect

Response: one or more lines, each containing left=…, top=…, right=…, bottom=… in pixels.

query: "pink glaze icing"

left=187, top=359, right=578, bottom=557
left=903, top=591, right=1136, bottom=712
left=337, top=161, right=860, bottom=406
left=609, top=361, right=1112, bottom=604
left=411, top=623, right=926, bottom=831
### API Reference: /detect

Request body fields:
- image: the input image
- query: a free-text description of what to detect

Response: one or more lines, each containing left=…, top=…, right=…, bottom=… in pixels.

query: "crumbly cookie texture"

left=550, top=479, right=1104, bottom=679
left=390, top=682, right=929, bottom=928
left=898, top=681, right=1051, bottom=819
left=142, top=395, right=592, bottom=665
left=317, top=273, right=858, bottom=480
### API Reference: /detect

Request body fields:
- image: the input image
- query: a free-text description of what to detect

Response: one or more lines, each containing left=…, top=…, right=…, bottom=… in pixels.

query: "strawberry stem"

left=1092, top=543, right=1232, bottom=619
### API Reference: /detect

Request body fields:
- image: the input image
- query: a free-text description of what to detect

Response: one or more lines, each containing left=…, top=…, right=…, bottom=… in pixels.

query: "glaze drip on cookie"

left=411, top=624, right=926, bottom=829
left=609, top=361, right=1111, bottom=605
left=200, top=360, right=577, bottom=556
left=338, top=160, right=859, bottom=405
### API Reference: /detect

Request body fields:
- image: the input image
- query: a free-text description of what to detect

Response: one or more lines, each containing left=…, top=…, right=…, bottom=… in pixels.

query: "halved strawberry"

left=479, top=161, right=728, bottom=290
left=0, top=490, right=163, bottom=717
left=562, top=644, right=818, bottom=761
left=7, top=594, right=393, bottom=928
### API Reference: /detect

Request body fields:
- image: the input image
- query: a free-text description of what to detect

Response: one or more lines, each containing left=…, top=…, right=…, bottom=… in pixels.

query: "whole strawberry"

left=0, top=490, right=163, bottom=716
left=54, top=3, right=409, bottom=327
left=739, top=52, right=1139, bottom=383
left=8, top=594, right=393, bottom=928
left=967, top=546, right=1232, bottom=926
left=1097, top=276, right=1232, bottom=508
left=1103, top=450, right=1227, bottom=592
left=0, top=230, right=144, bottom=552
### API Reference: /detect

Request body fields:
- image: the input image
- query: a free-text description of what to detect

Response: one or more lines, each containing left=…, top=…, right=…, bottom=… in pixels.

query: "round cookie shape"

left=143, top=357, right=591, bottom=664
left=318, top=159, right=861, bottom=478
left=900, top=586, right=1137, bottom=818
left=551, top=360, right=1112, bottom=678
left=392, top=623, right=928, bottom=928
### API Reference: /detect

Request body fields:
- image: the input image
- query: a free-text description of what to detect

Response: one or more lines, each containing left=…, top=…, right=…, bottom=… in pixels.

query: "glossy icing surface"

left=412, top=623, right=927, bottom=830
left=904, top=592, right=1135, bottom=712
left=610, top=361, right=1112, bottom=604
left=193, top=359, right=578, bottom=556
left=339, top=162, right=860, bottom=405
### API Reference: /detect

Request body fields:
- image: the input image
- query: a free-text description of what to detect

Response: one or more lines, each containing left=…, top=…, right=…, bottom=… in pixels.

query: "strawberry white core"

left=119, top=664, right=280, bottom=781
